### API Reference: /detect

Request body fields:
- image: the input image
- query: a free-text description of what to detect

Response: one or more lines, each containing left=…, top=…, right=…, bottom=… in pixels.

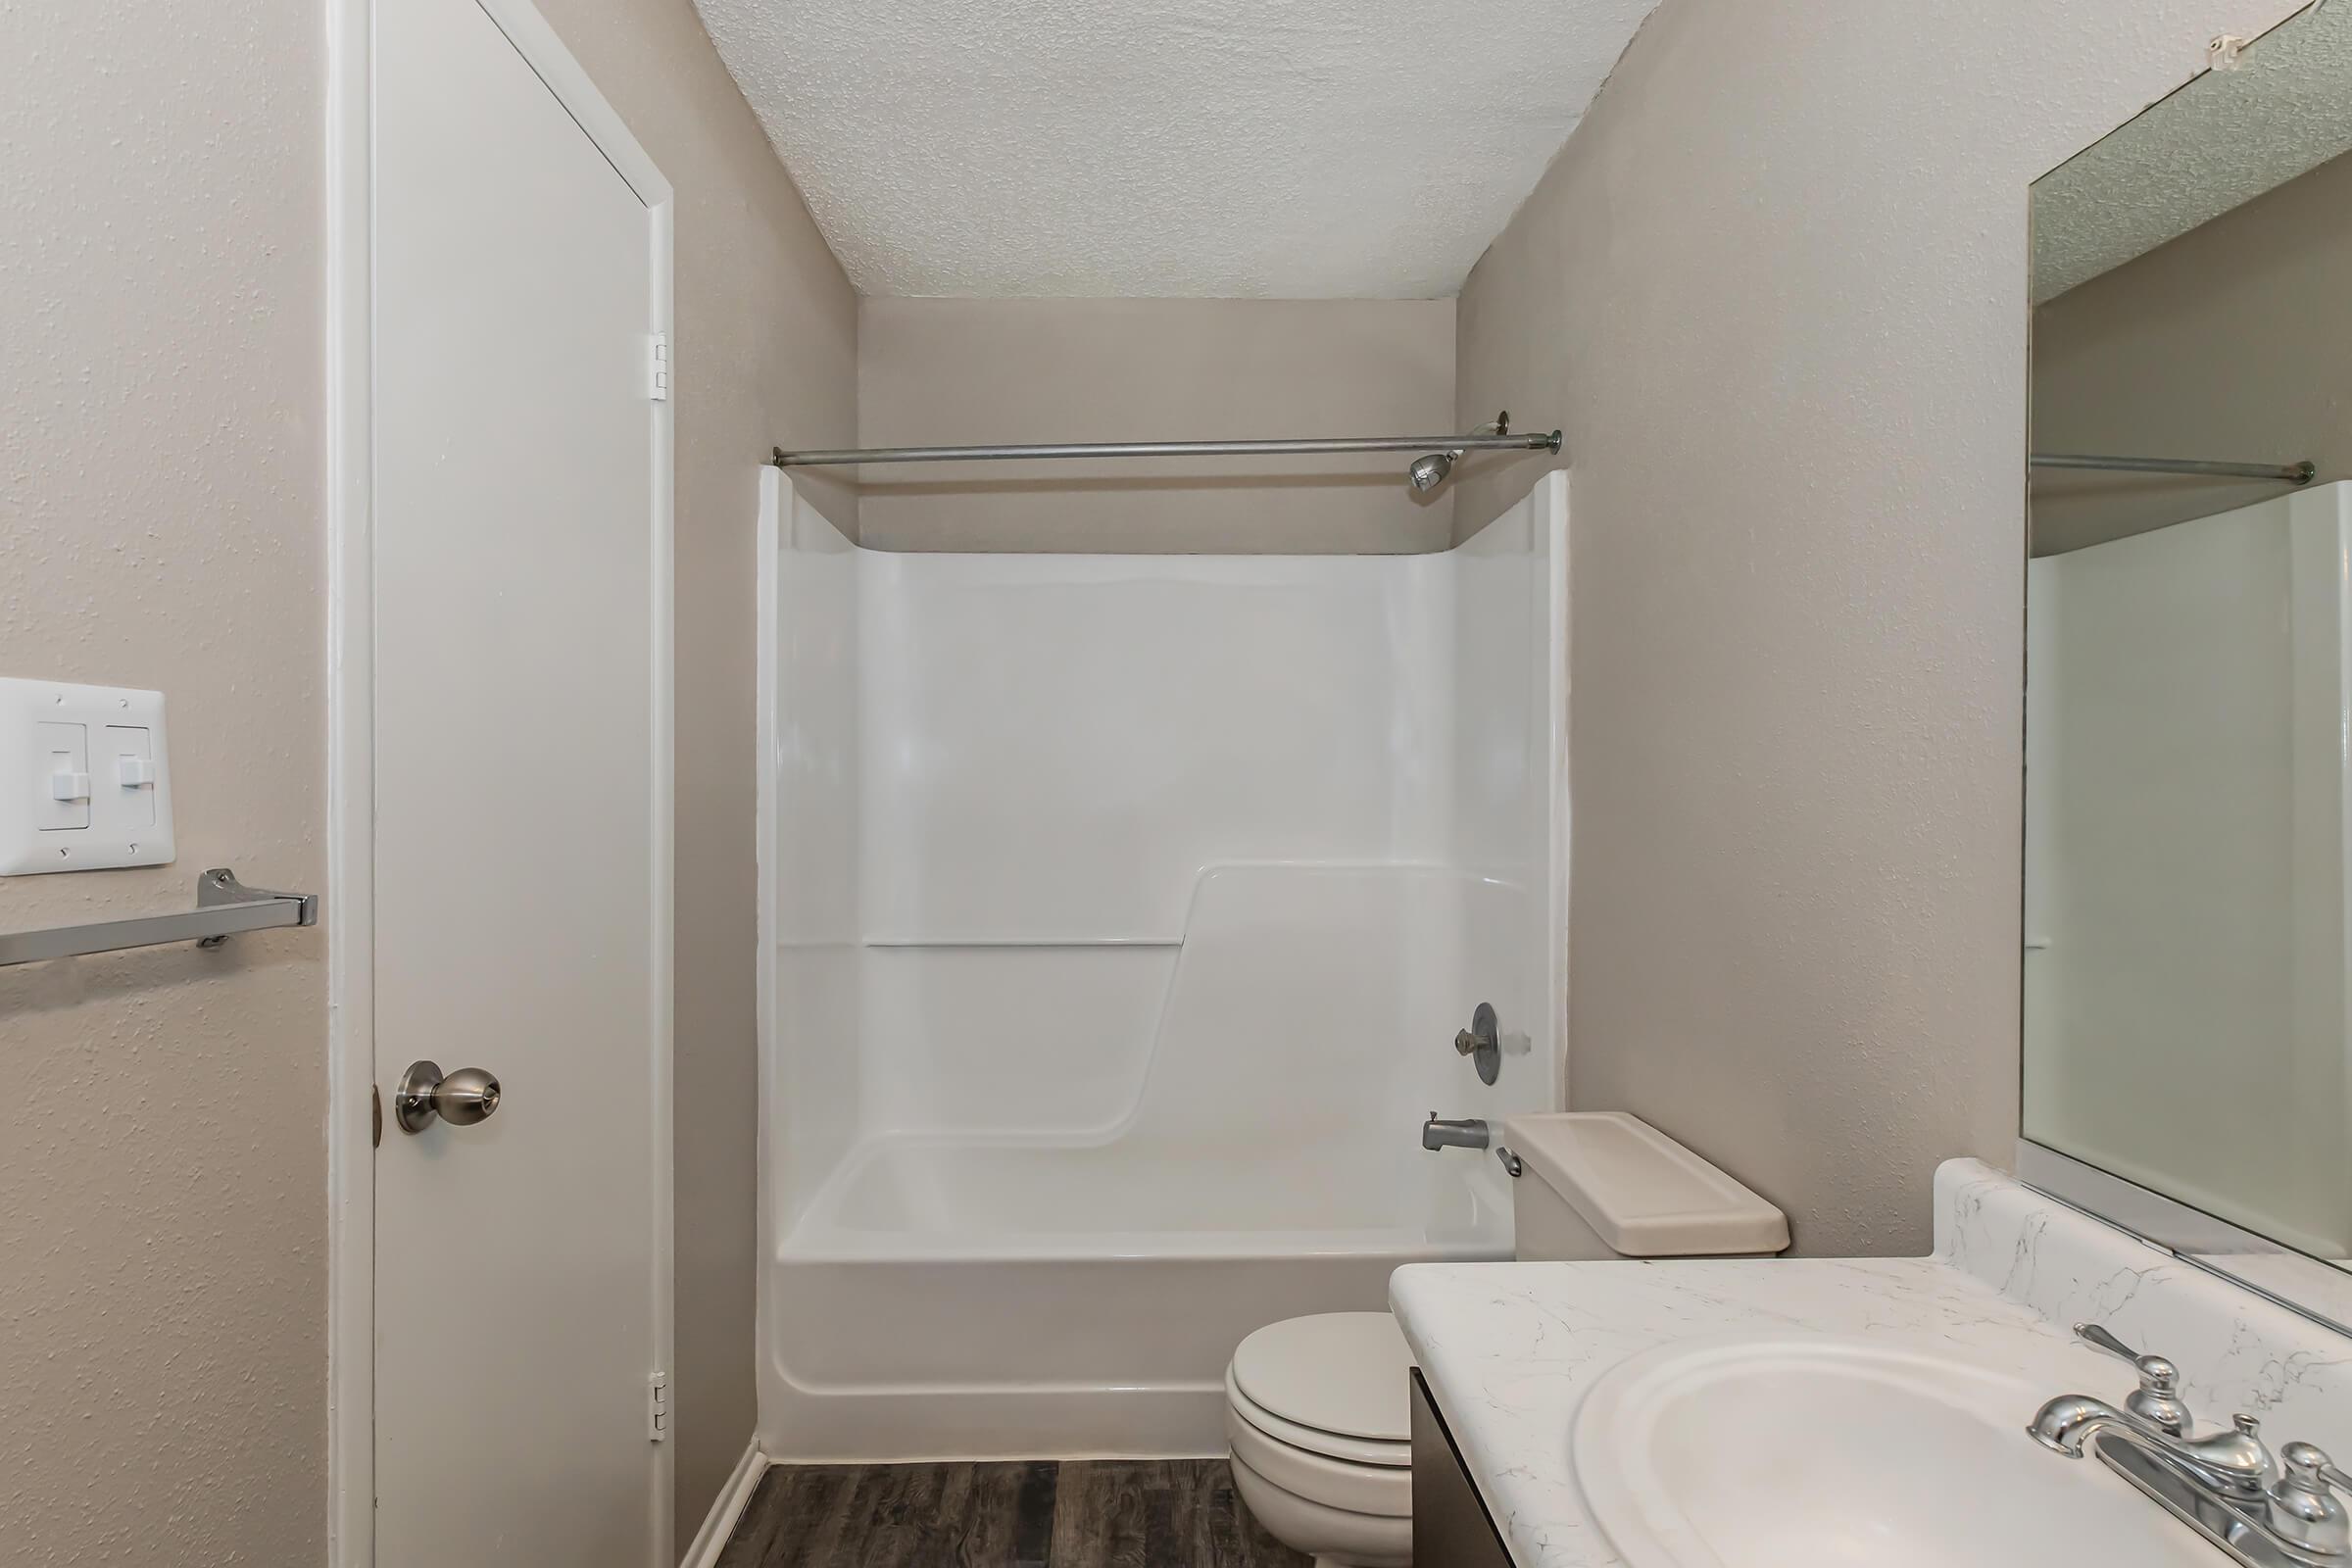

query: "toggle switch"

left=35, top=721, right=90, bottom=831
left=105, top=725, right=156, bottom=827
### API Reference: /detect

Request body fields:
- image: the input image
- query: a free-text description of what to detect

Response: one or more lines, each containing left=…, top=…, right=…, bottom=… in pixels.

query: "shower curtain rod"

left=2030, top=452, right=2317, bottom=485
left=771, top=429, right=1563, bottom=467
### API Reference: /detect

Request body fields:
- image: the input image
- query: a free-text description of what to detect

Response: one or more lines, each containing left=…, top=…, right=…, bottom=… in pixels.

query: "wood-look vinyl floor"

left=714, top=1458, right=1313, bottom=1568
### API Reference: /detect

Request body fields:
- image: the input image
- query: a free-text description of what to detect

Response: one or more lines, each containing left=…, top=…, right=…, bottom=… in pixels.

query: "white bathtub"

left=755, top=470, right=1568, bottom=1460
left=764, top=1134, right=1512, bottom=1457
left=760, top=859, right=1534, bottom=1458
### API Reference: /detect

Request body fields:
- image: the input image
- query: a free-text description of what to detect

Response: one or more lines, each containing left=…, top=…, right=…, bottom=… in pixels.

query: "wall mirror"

left=2024, top=0, right=2352, bottom=1333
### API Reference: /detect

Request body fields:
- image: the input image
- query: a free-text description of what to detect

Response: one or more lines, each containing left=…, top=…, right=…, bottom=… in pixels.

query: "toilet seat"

left=1225, top=1363, right=1410, bottom=1469
left=1230, top=1311, right=1413, bottom=1446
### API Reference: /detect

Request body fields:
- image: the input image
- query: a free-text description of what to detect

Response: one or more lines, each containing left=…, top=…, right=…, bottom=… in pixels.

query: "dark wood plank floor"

left=715, top=1459, right=1312, bottom=1568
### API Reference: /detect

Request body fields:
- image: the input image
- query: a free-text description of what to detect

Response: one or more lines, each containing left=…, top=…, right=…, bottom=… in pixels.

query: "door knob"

left=395, top=1059, right=502, bottom=1134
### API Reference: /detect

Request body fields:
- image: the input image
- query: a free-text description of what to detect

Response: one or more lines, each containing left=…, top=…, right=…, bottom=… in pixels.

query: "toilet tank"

left=1501, top=1111, right=1789, bottom=1261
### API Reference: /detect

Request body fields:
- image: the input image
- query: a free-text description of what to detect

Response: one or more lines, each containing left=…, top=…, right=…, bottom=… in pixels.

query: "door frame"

left=326, top=3, right=676, bottom=1562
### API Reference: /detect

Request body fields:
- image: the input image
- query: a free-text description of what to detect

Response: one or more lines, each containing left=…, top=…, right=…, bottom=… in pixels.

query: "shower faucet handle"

left=1452, top=1002, right=1501, bottom=1085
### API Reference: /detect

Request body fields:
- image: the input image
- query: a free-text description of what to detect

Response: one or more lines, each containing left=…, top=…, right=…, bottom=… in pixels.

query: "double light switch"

left=0, top=679, right=173, bottom=874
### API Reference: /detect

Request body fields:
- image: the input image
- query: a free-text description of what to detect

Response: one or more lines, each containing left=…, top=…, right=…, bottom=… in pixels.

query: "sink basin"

left=1572, top=1333, right=2214, bottom=1568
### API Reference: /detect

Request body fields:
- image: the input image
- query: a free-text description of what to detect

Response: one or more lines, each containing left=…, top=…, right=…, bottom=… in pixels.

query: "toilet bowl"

left=1225, top=1112, right=1788, bottom=1564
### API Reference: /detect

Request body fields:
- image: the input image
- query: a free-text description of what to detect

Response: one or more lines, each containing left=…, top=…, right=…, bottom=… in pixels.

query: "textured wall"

left=2033, top=146, right=2352, bottom=557
left=1452, top=0, right=2306, bottom=1257
left=858, top=298, right=1455, bottom=553
left=0, top=1, right=329, bottom=1562
left=531, top=0, right=858, bottom=1540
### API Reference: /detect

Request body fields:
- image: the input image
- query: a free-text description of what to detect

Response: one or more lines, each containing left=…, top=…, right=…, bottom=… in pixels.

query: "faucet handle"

left=2270, top=1443, right=2352, bottom=1557
left=2075, top=1322, right=2155, bottom=1363
left=2283, top=1442, right=2352, bottom=1489
left=2074, top=1323, right=2193, bottom=1436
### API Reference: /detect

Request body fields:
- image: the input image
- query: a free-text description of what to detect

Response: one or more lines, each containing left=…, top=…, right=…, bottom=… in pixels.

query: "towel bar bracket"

left=193, top=868, right=318, bottom=946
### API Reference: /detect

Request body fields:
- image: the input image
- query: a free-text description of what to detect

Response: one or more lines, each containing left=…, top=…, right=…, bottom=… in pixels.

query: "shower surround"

left=756, top=471, right=1568, bottom=1458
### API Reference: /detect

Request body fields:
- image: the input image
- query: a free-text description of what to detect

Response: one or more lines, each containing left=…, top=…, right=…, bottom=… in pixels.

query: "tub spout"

left=1422, top=1113, right=1491, bottom=1152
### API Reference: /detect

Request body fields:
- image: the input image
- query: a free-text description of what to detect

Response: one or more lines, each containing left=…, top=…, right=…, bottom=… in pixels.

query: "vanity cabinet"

left=1410, top=1369, right=1515, bottom=1567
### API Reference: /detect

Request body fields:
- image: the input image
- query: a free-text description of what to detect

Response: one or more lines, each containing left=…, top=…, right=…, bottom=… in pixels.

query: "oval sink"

left=1572, top=1334, right=2214, bottom=1568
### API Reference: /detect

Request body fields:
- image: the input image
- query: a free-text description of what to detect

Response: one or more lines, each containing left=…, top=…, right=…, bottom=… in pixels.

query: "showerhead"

left=1408, top=414, right=1511, bottom=494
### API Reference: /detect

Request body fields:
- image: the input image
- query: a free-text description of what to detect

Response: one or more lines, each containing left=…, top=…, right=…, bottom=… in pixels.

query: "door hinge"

left=648, top=1371, right=669, bottom=1443
left=647, top=332, right=670, bottom=402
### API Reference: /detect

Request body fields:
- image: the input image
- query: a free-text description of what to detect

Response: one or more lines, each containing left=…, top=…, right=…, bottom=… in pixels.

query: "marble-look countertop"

left=1390, top=1159, right=2352, bottom=1568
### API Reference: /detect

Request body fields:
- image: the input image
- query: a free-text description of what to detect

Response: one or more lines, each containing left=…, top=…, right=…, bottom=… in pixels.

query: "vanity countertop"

left=1389, top=1158, right=2352, bottom=1568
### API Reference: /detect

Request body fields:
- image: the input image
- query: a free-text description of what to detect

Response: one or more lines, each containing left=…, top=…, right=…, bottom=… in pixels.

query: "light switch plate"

left=0, top=678, right=174, bottom=874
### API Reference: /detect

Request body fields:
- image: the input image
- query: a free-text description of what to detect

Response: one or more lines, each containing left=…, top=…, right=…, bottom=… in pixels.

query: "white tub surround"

left=1391, top=1159, right=2352, bottom=1568
left=757, top=472, right=1569, bottom=1460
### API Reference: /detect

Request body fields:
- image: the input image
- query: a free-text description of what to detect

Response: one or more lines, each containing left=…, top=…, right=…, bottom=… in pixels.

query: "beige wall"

left=1453, top=0, right=2305, bottom=1257
left=0, top=2, right=329, bottom=1562
left=857, top=298, right=1456, bottom=553
left=0, top=0, right=855, bottom=1558
left=2032, top=147, right=2352, bottom=558
left=531, top=0, right=858, bottom=1538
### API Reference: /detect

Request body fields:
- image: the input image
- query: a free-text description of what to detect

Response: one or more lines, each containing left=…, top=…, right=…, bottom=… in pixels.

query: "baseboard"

left=679, top=1441, right=768, bottom=1568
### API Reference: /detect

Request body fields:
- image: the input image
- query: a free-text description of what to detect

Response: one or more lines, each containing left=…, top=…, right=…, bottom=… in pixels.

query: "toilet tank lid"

left=1500, top=1111, right=1789, bottom=1256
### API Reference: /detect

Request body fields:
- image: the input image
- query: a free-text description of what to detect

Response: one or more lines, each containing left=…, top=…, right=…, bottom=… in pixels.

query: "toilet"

left=1226, top=1312, right=1416, bottom=1567
left=1224, top=1111, right=1789, bottom=1566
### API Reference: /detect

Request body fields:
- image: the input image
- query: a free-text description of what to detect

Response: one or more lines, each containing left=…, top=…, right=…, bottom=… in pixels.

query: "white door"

left=371, top=0, right=672, bottom=1562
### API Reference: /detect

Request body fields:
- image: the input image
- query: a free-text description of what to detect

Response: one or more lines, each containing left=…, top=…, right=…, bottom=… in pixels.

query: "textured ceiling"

left=2033, top=0, right=2352, bottom=302
left=694, top=0, right=1659, bottom=298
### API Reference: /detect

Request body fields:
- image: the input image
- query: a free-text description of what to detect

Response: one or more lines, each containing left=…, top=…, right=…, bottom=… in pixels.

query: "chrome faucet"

left=2029, top=1397, right=2274, bottom=1497
left=2027, top=1322, right=2350, bottom=1565
left=1421, top=1113, right=1490, bottom=1152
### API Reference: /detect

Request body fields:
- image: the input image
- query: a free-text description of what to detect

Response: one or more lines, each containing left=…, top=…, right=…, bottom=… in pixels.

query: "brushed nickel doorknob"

left=395, top=1059, right=502, bottom=1134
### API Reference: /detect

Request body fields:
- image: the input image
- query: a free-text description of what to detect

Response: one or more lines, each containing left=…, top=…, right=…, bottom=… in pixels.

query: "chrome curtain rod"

left=771, top=430, right=1563, bottom=467
left=2030, top=452, right=2317, bottom=485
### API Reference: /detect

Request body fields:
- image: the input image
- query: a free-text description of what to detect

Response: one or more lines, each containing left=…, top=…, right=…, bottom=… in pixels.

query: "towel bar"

left=0, top=868, right=317, bottom=967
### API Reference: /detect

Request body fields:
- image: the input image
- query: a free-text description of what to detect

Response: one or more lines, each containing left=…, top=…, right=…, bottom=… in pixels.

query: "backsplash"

left=1937, top=1160, right=2352, bottom=1445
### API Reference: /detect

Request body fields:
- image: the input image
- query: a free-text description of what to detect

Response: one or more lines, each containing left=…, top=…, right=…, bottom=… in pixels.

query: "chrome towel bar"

left=0, top=868, right=317, bottom=968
